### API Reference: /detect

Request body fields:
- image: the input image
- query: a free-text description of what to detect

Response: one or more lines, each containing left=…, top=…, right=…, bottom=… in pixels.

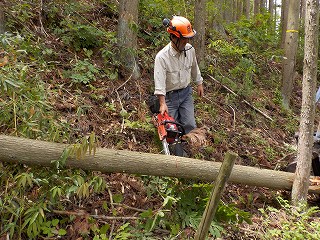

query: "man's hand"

left=197, top=84, right=204, bottom=97
left=157, top=95, right=168, bottom=115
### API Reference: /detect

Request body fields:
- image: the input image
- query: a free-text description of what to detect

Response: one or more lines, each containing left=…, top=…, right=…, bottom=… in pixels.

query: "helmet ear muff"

left=163, top=18, right=176, bottom=31
left=163, top=18, right=182, bottom=38
left=163, top=18, right=171, bottom=27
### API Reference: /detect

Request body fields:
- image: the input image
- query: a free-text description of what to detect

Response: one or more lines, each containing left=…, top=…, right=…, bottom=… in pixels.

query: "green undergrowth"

left=0, top=160, right=251, bottom=239
left=259, top=197, right=320, bottom=239
left=0, top=32, right=71, bottom=141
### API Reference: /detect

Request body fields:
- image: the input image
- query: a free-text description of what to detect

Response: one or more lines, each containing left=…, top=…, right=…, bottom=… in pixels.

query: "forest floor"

left=47, top=54, right=320, bottom=238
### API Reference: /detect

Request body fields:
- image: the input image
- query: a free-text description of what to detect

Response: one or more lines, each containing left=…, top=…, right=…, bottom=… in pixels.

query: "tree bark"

left=194, top=0, right=206, bottom=69
left=243, top=0, right=251, bottom=19
left=291, top=0, right=319, bottom=204
left=268, top=0, right=275, bottom=34
left=300, top=0, right=306, bottom=25
left=280, top=0, right=289, bottom=48
left=269, top=0, right=274, bottom=16
left=0, top=1, right=5, bottom=34
left=281, top=0, right=300, bottom=109
left=1, top=134, right=319, bottom=193
left=224, top=0, right=233, bottom=23
left=117, top=0, right=140, bottom=79
left=254, top=0, right=260, bottom=15
left=211, top=0, right=226, bottom=36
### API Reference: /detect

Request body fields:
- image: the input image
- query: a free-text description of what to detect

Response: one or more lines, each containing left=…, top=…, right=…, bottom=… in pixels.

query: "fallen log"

left=0, top=135, right=319, bottom=193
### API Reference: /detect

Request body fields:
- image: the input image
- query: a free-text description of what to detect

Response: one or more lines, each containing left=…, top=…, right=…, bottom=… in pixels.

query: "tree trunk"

left=281, top=0, right=300, bottom=109
left=269, top=0, right=274, bottom=16
left=260, top=0, right=266, bottom=11
left=233, top=0, right=238, bottom=22
left=254, top=0, right=260, bottom=15
left=268, top=0, right=275, bottom=34
left=280, top=0, right=289, bottom=48
left=243, top=0, right=251, bottom=19
left=224, top=0, right=233, bottom=23
left=237, top=0, right=243, bottom=20
left=212, top=0, right=226, bottom=36
left=300, top=0, right=306, bottom=25
left=291, top=0, right=319, bottom=204
left=194, top=0, right=206, bottom=69
left=117, top=0, right=140, bottom=79
left=0, top=1, right=5, bottom=34
left=0, top=134, right=319, bottom=193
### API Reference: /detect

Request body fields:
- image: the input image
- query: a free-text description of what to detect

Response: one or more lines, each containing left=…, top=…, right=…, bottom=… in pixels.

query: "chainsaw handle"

left=163, top=120, right=185, bottom=136
left=162, top=112, right=185, bottom=135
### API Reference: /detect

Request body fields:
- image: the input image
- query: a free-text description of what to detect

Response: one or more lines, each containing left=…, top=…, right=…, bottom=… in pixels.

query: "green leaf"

left=58, top=228, right=67, bottom=236
left=120, top=108, right=128, bottom=118
left=39, top=207, right=45, bottom=218
left=140, top=208, right=153, bottom=218
left=29, top=212, right=39, bottom=225
left=113, top=194, right=123, bottom=203
left=100, top=224, right=110, bottom=234
left=52, top=219, right=59, bottom=227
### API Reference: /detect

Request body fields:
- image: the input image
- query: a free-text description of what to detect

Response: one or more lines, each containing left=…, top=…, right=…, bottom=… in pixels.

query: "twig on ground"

left=115, top=90, right=125, bottom=133
left=208, top=75, right=273, bottom=121
left=115, top=59, right=137, bottom=92
left=112, top=203, right=146, bottom=212
left=52, top=209, right=139, bottom=220
left=203, top=96, right=232, bottom=116
left=109, top=220, right=115, bottom=240
left=229, top=105, right=236, bottom=130
left=203, top=96, right=236, bottom=130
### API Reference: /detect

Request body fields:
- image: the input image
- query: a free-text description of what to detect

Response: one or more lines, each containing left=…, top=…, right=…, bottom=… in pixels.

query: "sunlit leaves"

left=15, top=172, right=34, bottom=188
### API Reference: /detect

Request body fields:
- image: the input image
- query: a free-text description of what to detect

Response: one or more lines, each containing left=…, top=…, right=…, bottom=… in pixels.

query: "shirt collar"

left=169, top=42, right=180, bottom=57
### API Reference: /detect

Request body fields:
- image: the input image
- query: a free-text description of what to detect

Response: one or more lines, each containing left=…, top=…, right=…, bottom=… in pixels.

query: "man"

left=153, top=16, right=204, bottom=135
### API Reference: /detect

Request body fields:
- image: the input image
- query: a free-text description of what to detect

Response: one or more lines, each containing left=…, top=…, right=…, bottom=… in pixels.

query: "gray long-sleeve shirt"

left=154, top=42, right=203, bottom=96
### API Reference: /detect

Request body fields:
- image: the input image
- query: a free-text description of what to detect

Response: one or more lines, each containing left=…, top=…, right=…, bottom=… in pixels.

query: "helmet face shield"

left=164, top=16, right=196, bottom=39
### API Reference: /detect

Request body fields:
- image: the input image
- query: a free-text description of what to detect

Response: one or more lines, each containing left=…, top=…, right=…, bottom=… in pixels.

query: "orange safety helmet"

left=163, top=16, right=196, bottom=38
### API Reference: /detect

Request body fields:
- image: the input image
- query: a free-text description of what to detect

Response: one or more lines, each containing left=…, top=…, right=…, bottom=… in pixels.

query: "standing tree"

left=260, top=0, right=266, bottom=11
left=291, top=0, right=319, bottom=204
left=117, top=0, right=140, bottom=79
left=269, top=0, right=274, bottom=16
left=0, top=1, right=5, bottom=34
left=300, top=0, right=306, bottom=25
left=211, top=0, right=226, bottom=35
left=268, top=0, right=275, bottom=33
left=194, top=0, right=206, bottom=69
left=224, top=0, right=233, bottom=23
left=236, top=0, right=243, bottom=21
left=281, top=0, right=300, bottom=109
left=280, top=0, right=289, bottom=48
left=254, top=0, right=260, bottom=15
left=243, top=0, right=251, bottom=19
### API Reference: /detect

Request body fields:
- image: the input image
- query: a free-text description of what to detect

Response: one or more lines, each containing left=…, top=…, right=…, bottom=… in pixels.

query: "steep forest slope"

left=1, top=1, right=320, bottom=239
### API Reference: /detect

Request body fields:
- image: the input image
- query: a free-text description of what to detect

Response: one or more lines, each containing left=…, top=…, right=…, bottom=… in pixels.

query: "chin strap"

left=170, top=35, right=193, bottom=57
left=183, top=45, right=193, bottom=57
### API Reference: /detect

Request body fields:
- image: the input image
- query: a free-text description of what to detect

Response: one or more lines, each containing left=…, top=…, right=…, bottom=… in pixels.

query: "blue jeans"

left=166, top=86, right=196, bottom=134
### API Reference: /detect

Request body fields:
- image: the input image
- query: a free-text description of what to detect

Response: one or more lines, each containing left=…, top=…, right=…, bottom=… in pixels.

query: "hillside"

left=1, top=1, right=320, bottom=239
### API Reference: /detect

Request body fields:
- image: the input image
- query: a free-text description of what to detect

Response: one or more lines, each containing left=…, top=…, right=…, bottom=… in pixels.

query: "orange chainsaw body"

left=153, top=112, right=183, bottom=144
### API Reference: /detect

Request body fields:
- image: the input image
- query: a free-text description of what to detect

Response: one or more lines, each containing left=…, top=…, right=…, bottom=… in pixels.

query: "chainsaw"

left=153, top=111, right=185, bottom=155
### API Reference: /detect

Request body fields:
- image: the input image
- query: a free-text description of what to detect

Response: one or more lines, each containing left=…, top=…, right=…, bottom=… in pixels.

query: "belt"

left=167, top=85, right=190, bottom=95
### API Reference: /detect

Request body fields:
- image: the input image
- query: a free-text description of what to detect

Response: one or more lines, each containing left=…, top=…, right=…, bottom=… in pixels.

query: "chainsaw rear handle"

left=161, top=112, right=185, bottom=136
left=162, top=120, right=185, bottom=136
